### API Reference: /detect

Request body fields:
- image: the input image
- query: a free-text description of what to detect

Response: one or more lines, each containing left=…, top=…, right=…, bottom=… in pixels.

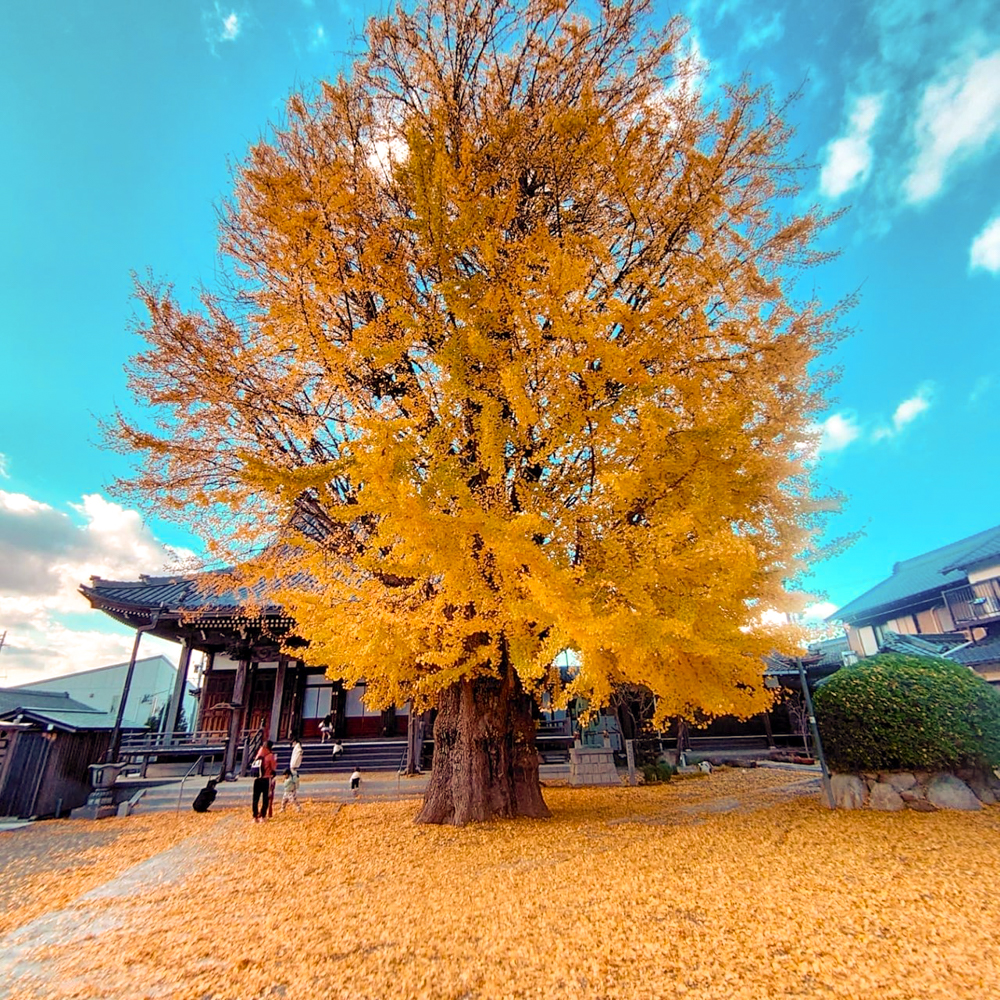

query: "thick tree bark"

left=415, top=665, right=550, bottom=825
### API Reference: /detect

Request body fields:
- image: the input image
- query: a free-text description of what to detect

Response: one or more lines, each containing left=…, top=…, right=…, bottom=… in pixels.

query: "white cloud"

left=672, top=32, right=709, bottom=101
left=816, top=412, right=862, bottom=453
left=969, top=373, right=996, bottom=406
left=366, top=134, right=410, bottom=183
left=802, top=601, right=839, bottom=621
left=0, top=489, right=49, bottom=515
left=738, top=11, right=784, bottom=52
left=203, top=4, right=242, bottom=51
left=820, top=94, right=884, bottom=199
left=309, top=23, right=327, bottom=51
left=220, top=10, right=240, bottom=42
left=650, top=33, right=710, bottom=128
left=904, top=49, right=1000, bottom=203
left=872, top=384, right=933, bottom=439
left=0, top=453, right=8, bottom=479
left=0, top=490, right=191, bottom=685
left=970, top=214, right=1000, bottom=272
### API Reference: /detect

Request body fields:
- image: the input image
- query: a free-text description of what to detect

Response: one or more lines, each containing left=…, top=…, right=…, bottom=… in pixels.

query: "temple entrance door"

left=301, top=675, right=342, bottom=740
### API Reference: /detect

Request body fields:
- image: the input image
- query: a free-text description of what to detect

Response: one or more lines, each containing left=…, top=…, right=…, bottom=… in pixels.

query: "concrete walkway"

left=130, top=769, right=431, bottom=815
left=0, top=814, right=249, bottom=1000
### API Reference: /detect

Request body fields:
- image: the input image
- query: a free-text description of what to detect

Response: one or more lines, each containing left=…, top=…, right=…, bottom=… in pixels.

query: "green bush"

left=641, top=762, right=674, bottom=784
left=813, top=653, right=1000, bottom=773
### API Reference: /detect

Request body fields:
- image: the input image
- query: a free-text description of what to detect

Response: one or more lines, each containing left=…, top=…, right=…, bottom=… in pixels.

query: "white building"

left=9, top=654, right=196, bottom=732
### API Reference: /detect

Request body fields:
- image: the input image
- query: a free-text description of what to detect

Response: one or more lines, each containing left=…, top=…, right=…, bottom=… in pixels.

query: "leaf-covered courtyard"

left=3, top=768, right=998, bottom=999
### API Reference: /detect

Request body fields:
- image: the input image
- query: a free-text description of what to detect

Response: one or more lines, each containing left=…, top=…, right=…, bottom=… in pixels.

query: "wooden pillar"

left=405, top=702, right=419, bottom=775
left=223, top=655, right=251, bottom=777
left=761, top=710, right=776, bottom=749
left=194, top=652, right=215, bottom=732
left=239, top=661, right=260, bottom=775
left=269, top=657, right=287, bottom=743
left=165, top=641, right=192, bottom=740
left=283, top=659, right=302, bottom=740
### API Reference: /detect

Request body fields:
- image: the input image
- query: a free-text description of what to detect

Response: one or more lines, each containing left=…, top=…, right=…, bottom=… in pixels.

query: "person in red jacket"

left=252, top=740, right=278, bottom=822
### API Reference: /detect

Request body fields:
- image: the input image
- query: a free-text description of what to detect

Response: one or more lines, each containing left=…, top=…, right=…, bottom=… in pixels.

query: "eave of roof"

left=878, top=631, right=969, bottom=658
left=831, top=523, right=1000, bottom=624
left=948, top=633, right=1000, bottom=667
left=80, top=576, right=290, bottom=624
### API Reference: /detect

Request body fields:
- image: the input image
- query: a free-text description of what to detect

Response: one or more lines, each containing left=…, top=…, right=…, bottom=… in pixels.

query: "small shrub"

left=641, top=762, right=674, bottom=784
left=813, top=653, right=1000, bottom=773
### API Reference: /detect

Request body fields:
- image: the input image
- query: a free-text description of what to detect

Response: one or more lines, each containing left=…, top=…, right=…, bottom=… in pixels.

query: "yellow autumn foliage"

left=4, top=772, right=1000, bottom=999
left=108, top=0, right=842, bottom=724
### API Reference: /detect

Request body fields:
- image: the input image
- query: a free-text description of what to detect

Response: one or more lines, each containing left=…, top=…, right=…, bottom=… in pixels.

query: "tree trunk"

left=415, top=665, right=550, bottom=826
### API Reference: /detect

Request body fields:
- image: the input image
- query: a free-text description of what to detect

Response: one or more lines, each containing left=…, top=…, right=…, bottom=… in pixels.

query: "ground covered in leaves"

left=3, top=768, right=999, bottom=999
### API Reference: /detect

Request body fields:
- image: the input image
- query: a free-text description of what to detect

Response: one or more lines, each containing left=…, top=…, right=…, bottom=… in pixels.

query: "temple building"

left=79, top=575, right=410, bottom=775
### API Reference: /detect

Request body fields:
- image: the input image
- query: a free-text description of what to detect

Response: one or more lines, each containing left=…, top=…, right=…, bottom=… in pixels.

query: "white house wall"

left=12, top=656, right=195, bottom=730
left=847, top=625, right=879, bottom=657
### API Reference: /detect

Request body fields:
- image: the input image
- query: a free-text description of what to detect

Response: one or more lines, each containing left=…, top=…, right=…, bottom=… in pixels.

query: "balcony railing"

left=943, top=577, right=1000, bottom=627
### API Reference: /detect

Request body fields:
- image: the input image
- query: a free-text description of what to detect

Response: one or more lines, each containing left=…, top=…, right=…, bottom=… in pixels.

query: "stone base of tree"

left=830, top=768, right=1000, bottom=812
left=569, top=746, right=620, bottom=786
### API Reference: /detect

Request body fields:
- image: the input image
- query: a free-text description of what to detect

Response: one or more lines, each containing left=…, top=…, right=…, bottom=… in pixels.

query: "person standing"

left=280, top=768, right=303, bottom=813
left=349, top=768, right=361, bottom=798
left=252, top=740, right=278, bottom=822
left=289, top=736, right=303, bottom=776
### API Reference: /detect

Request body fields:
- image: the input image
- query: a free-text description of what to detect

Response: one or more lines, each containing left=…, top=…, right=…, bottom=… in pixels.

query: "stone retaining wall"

left=569, top=746, right=619, bottom=786
left=831, top=767, right=1000, bottom=811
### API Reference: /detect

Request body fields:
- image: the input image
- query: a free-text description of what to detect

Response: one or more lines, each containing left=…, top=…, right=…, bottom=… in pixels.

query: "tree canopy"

left=110, top=0, right=842, bottom=822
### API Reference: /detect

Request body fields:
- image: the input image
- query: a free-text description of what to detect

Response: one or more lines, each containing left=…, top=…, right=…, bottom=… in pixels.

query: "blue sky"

left=1, top=0, right=999, bottom=684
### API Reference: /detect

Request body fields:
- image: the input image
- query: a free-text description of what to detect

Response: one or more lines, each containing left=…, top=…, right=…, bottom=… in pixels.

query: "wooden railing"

left=119, top=730, right=227, bottom=778
left=942, top=577, right=1000, bottom=627
left=120, top=729, right=226, bottom=752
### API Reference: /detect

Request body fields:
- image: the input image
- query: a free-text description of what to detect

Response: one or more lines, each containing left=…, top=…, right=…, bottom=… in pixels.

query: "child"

left=319, top=714, right=333, bottom=742
left=280, top=768, right=303, bottom=813
left=349, top=768, right=361, bottom=797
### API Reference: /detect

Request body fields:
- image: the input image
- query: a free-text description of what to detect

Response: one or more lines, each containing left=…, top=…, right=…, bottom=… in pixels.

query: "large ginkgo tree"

left=110, top=0, right=842, bottom=824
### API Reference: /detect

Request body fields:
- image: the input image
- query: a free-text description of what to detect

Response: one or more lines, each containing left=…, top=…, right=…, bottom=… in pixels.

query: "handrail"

left=175, top=755, right=214, bottom=815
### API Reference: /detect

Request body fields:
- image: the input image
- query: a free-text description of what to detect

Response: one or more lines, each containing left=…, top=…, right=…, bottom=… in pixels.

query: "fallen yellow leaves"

left=4, top=769, right=1000, bottom=999
left=0, top=811, right=218, bottom=936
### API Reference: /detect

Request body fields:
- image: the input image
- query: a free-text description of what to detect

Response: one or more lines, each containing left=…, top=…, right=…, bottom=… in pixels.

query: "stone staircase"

left=273, top=738, right=412, bottom=775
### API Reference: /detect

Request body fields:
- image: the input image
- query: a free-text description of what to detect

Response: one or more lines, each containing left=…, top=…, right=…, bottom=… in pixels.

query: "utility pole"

left=796, top=657, right=835, bottom=809
left=0, top=630, right=7, bottom=683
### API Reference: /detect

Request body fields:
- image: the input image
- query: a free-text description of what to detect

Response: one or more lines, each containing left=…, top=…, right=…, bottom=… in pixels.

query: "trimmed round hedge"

left=813, top=653, right=1000, bottom=773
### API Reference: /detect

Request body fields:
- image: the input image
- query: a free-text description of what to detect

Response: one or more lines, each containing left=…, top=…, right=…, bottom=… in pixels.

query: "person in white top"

left=350, top=769, right=361, bottom=797
left=289, top=738, right=303, bottom=776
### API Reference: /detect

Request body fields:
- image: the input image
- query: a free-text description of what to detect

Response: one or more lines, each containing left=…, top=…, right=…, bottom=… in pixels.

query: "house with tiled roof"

left=832, top=524, right=1000, bottom=683
left=0, top=688, right=145, bottom=819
